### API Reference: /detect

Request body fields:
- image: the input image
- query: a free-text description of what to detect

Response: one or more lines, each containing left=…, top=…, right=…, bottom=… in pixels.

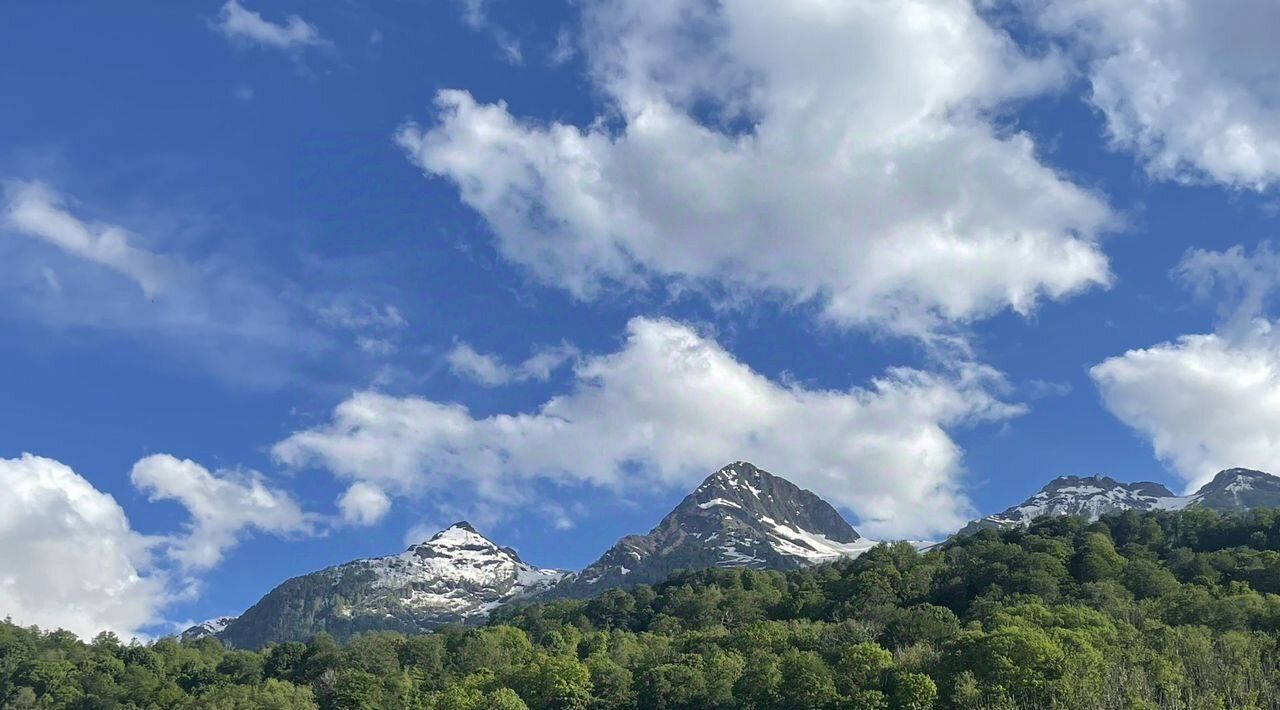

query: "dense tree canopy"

left=6, top=507, right=1280, bottom=708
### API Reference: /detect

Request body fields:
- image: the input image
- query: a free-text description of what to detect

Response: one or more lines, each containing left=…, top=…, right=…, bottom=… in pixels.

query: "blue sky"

left=3, top=0, right=1280, bottom=638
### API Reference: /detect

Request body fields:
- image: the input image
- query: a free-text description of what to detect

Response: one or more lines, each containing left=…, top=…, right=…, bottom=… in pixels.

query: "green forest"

left=7, top=507, right=1280, bottom=709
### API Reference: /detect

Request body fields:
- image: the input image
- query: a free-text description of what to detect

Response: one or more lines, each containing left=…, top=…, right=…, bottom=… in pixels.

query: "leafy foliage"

left=6, top=508, right=1280, bottom=707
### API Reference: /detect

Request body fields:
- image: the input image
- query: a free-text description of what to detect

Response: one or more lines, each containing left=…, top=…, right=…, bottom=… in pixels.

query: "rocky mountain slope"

left=957, top=467, right=1280, bottom=536
left=1189, top=468, right=1280, bottom=511
left=548, top=461, right=876, bottom=598
left=955, top=475, right=1180, bottom=536
left=212, top=522, right=565, bottom=648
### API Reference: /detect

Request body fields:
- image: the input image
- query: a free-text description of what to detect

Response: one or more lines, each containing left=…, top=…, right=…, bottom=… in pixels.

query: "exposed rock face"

left=549, top=461, right=873, bottom=598
left=214, top=522, right=565, bottom=648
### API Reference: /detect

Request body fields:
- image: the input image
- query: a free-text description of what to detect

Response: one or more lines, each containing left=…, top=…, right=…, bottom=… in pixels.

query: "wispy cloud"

left=454, top=0, right=522, bottom=65
left=318, top=301, right=407, bottom=331
left=5, top=180, right=169, bottom=298
left=215, top=0, right=328, bottom=53
left=446, top=340, right=578, bottom=386
left=0, top=179, right=398, bottom=389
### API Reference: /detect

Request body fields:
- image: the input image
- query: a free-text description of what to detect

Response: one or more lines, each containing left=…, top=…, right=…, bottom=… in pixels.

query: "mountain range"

left=955, top=467, right=1280, bottom=536
left=192, top=462, right=1280, bottom=647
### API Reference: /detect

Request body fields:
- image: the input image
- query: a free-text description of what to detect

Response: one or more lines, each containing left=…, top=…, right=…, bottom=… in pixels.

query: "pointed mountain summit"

left=212, top=522, right=565, bottom=648
left=549, top=461, right=874, bottom=598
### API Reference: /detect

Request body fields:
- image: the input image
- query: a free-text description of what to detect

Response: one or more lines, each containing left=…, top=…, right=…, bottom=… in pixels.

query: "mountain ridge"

left=955, top=467, right=1280, bottom=537
left=192, top=462, right=1280, bottom=647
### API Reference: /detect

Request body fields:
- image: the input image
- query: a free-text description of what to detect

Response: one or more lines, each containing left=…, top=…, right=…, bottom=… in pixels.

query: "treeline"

left=5, top=508, right=1280, bottom=708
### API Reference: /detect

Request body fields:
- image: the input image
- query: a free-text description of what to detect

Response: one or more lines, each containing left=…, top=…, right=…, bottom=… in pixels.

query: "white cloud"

left=130, top=454, right=317, bottom=570
left=0, top=454, right=168, bottom=639
left=1092, top=329, right=1280, bottom=491
left=1031, top=0, right=1280, bottom=189
left=216, top=0, right=327, bottom=52
left=447, top=341, right=579, bottom=386
left=1092, top=243, right=1280, bottom=490
left=337, top=482, right=392, bottom=526
left=274, top=317, right=1021, bottom=538
left=398, top=0, right=1114, bottom=340
left=4, top=181, right=169, bottom=297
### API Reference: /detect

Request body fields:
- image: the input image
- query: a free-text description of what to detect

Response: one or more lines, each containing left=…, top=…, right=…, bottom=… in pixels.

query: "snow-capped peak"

left=958, top=475, right=1184, bottom=535
left=551, top=462, right=871, bottom=598
left=699, top=461, right=766, bottom=493
left=215, top=522, right=567, bottom=647
left=179, top=615, right=237, bottom=641
left=416, top=520, right=496, bottom=550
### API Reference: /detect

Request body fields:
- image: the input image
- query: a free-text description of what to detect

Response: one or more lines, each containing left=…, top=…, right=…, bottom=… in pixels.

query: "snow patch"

left=760, top=515, right=877, bottom=563
left=698, top=498, right=742, bottom=510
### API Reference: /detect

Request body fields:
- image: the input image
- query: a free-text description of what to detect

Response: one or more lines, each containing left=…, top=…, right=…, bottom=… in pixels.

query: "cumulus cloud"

left=1031, top=0, right=1280, bottom=189
left=1093, top=329, right=1280, bottom=490
left=337, top=482, right=392, bottom=526
left=4, top=181, right=169, bottom=297
left=447, top=341, right=579, bottom=386
left=216, top=0, right=327, bottom=52
left=0, top=454, right=168, bottom=639
left=1092, top=243, right=1280, bottom=490
left=274, top=317, right=1021, bottom=538
left=130, top=454, right=317, bottom=570
left=398, top=0, right=1114, bottom=340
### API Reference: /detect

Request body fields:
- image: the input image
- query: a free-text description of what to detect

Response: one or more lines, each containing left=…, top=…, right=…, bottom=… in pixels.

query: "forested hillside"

left=6, top=507, right=1280, bottom=708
